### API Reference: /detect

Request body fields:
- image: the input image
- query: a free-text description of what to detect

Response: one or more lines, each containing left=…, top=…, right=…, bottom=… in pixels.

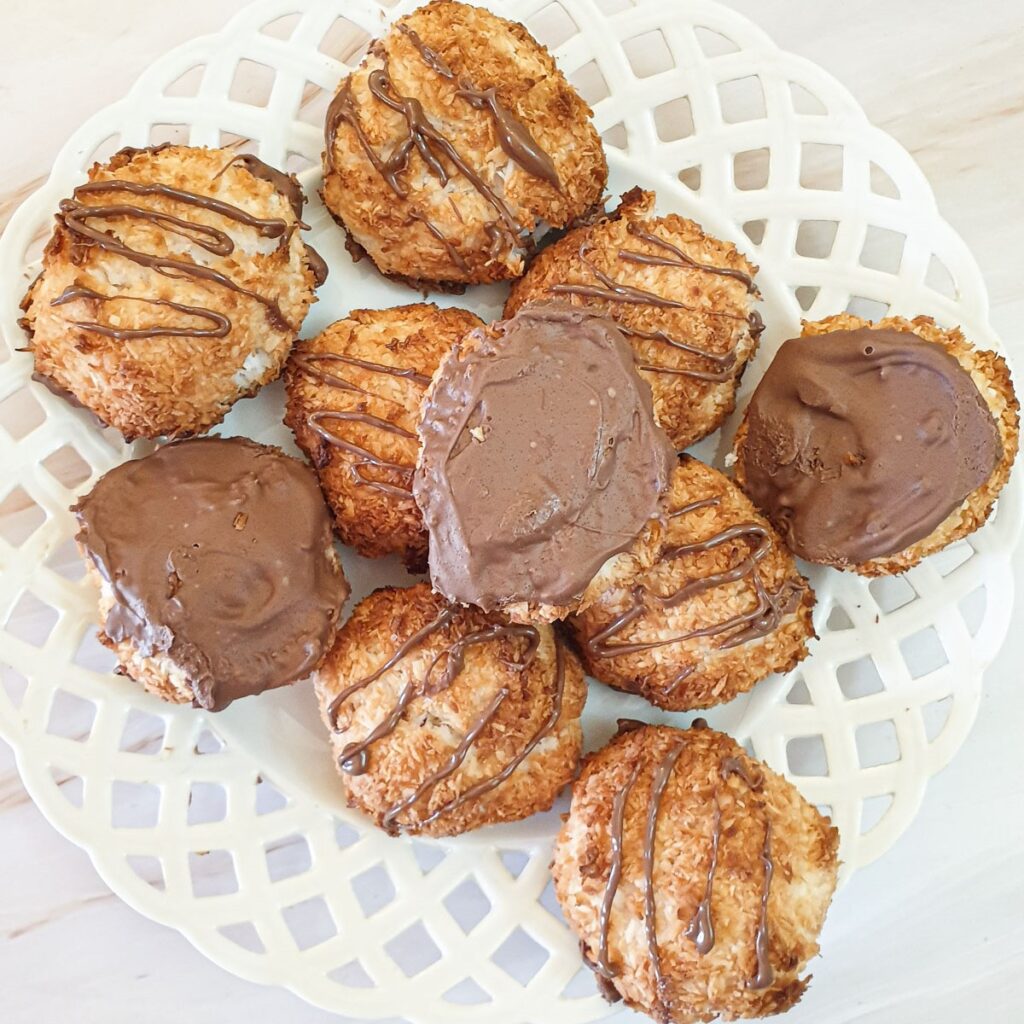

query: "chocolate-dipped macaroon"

left=414, top=302, right=677, bottom=623
left=22, top=144, right=325, bottom=440
left=314, top=582, right=586, bottom=836
left=552, top=722, right=839, bottom=1023
left=569, top=456, right=814, bottom=711
left=321, top=0, right=606, bottom=288
left=734, top=313, right=1019, bottom=575
left=73, top=437, right=348, bottom=711
left=284, top=304, right=483, bottom=572
left=506, top=188, right=763, bottom=449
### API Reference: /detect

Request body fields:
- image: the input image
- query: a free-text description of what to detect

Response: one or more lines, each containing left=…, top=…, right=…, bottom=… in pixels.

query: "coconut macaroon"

left=284, top=304, right=482, bottom=571
left=734, top=313, right=1019, bottom=576
left=21, top=144, right=325, bottom=440
left=321, top=0, right=606, bottom=289
left=314, top=582, right=586, bottom=837
left=414, top=303, right=677, bottom=624
left=569, top=456, right=814, bottom=712
left=505, top=188, right=762, bottom=449
left=72, top=437, right=348, bottom=711
left=553, top=722, right=839, bottom=1023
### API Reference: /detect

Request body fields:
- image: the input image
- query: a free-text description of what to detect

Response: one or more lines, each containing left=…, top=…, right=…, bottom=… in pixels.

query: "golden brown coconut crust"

left=505, top=189, right=762, bottom=449
left=313, top=582, right=587, bottom=837
left=20, top=144, right=322, bottom=440
left=320, top=0, right=607, bottom=288
left=568, top=456, right=814, bottom=711
left=284, top=304, right=482, bottom=571
left=552, top=723, right=839, bottom=1023
left=733, top=313, right=1020, bottom=576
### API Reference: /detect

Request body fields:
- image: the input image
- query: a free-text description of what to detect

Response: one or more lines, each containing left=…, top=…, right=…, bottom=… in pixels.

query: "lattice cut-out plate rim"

left=0, top=0, right=1020, bottom=1021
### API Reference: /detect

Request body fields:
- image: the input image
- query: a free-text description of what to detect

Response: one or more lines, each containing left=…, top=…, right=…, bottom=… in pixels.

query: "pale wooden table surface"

left=2, top=2, right=1022, bottom=1022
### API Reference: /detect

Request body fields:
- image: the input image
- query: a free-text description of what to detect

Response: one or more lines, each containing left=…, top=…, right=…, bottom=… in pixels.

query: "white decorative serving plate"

left=0, top=0, right=1018, bottom=1020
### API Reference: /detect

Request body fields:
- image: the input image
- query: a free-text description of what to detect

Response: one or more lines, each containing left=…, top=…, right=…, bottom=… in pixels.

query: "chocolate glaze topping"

left=327, top=601, right=563, bottom=834
left=73, top=437, right=348, bottom=711
left=414, top=303, right=676, bottom=610
left=740, top=327, right=1001, bottom=564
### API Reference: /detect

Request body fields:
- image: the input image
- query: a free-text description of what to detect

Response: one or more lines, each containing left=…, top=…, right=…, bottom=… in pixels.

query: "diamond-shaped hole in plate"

left=928, top=541, right=974, bottom=577
left=926, top=254, right=958, bottom=300
left=444, top=977, right=493, bottom=1005
left=786, top=735, right=828, bottom=777
left=189, top=849, right=239, bottom=898
left=255, top=774, right=289, bottom=815
left=318, top=17, right=371, bottom=63
left=860, top=793, right=894, bottom=833
left=0, top=663, right=29, bottom=709
left=923, top=695, right=954, bottom=742
left=411, top=839, right=446, bottom=874
left=734, top=148, right=770, bottom=190
left=218, top=921, right=265, bottom=954
left=149, top=122, right=191, bottom=147
left=298, top=81, right=334, bottom=128
left=846, top=296, right=890, bottom=320
left=0, top=487, right=46, bottom=547
left=870, top=161, right=901, bottom=199
left=265, top=834, right=312, bottom=882
left=958, top=586, right=986, bottom=637
left=260, top=13, right=301, bottom=40
left=800, top=142, right=844, bottom=190
left=46, top=689, right=96, bottom=742
left=539, top=877, right=564, bottom=923
left=386, top=921, right=442, bottom=977
left=81, top=132, right=123, bottom=169
left=188, top=782, right=228, bottom=826
left=826, top=603, right=854, bottom=631
left=46, top=536, right=86, bottom=581
left=5, top=591, right=58, bottom=648
left=786, top=676, right=811, bottom=705
left=229, top=59, right=276, bottom=107
left=73, top=627, right=117, bottom=673
left=794, top=285, right=819, bottom=312
left=837, top=655, right=885, bottom=700
left=500, top=849, right=530, bottom=879
left=41, top=444, right=92, bottom=491
left=126, top=854, right=165, bottom=891
left=119, top=708, right=165, bottom=756
left=601, top=122, right=627, bottom=150
left=795, top=219, right=839, bottom=259
left=718, top=76, right=766, bottom=123
left=51, top=767, right=84, bottom=808
left=444, top=877, right=492, bottom=934
left=742, top=219, right=766, bottom=245
left=654, top=96, right=694, bottom=142
left=328, top=959, right=375, bottom=989
left=790, top=81, right=827, bottom=116
left=860, top=225, right=906, bottom=275
left=335, top=819, right=359, bottom=848
left=623, top=29, right=674, bottom=78
left=869, top=575, right=916, bottom=614
left=694, top=26, right=739, bottom=57
left=527, top=1, right=579, bottom=50
left=899, top=626, right=949, bottom=679
left=562, top=965, right=598, bottom=998
left=856, top=720, right=900, bottom=768
left=678, top=165, right=701, bottom=192
left=282, top=896, right=337, bottom=950
left=816, top=803, right=833, bottom=820
left=164, top=64, right=205, bottom=99
left=286, top=151, right=317, bottom=174
left=492, top=926, right=550, bottom=985
left=112, top=781, right=161, bottom=829
left=0, top=387, right=46, bottom=440
left=569, top=60, right=610, bottom=104
left=195, top=729, right=224, bottom=755
left=352, top=863, right=397, bottom=917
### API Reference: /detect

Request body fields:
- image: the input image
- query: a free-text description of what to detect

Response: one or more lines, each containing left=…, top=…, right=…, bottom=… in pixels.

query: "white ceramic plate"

left=0, top=0, right=1018, bottom=1020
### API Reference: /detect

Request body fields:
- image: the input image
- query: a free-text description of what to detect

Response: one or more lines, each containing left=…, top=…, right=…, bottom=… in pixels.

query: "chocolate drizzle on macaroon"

left=739, top=327, right=1002, bottom=565
left=414, top=302, right=676, bottom=612
left=73, top=437, right=348, bottom=711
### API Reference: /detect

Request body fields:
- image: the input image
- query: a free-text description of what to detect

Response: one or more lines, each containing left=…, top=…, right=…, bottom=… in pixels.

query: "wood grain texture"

left=1, top=2, right=1022, bottom=1022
